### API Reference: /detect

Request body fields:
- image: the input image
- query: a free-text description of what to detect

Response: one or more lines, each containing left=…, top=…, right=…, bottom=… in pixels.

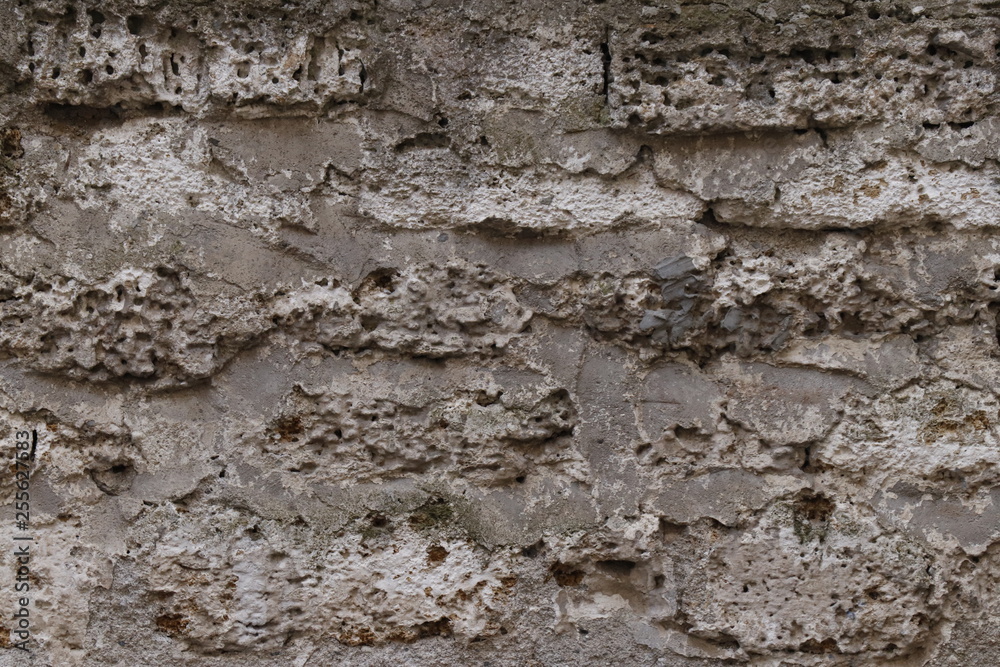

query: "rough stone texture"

left=2, top=0, right=1000, bottom=665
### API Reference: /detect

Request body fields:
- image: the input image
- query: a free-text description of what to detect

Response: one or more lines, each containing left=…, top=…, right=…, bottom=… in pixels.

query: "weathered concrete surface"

left=0, top=0, right=999, bottom=665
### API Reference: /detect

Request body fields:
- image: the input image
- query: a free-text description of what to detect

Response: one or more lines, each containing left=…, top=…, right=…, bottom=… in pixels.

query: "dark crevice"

left=600, top=30, right=612, bottom=105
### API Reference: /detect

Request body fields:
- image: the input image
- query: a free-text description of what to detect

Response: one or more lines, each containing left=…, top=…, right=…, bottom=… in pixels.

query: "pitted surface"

left=1, top=1, right=999, bottom=665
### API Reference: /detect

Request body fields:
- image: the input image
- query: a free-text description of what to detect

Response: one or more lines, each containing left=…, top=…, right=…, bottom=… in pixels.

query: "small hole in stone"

left=127, top=15, right=144, bottom=35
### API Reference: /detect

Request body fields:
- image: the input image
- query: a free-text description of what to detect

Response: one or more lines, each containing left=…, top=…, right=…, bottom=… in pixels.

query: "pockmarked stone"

left=0, top=0, right=998, bottom=664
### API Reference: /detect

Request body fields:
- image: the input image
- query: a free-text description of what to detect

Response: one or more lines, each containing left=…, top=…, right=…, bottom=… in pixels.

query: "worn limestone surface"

left=3, top=0, right=1000, bottom=664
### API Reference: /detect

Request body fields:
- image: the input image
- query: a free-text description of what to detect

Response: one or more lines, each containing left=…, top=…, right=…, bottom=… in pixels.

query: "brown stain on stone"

left=337, top=616, right=456, bottom=646
left=858, top=179, right=886, bottom=198
left=154, top=613, right=189, bottom=637
left=426, top=545, right=448, bottom=565
left=455, top=579, right=490, bottom=602
left=271, top=414, right=304, bottom=442
left=0, top=128, right=22, bottom=160
left=799, top=637, right=838, bottom=653
left=967, top=410, right=990, bottom=430
left=932, top=398, right=953, bottom=417
left=796, top=493, right=834, bottom=523
left=550, top=561, right=585, bottom=587
left=492, top=575, right=519, bottom=597
left=337, top=627, right=376, bottom=646
left=922, top=410, right=991, bottom=444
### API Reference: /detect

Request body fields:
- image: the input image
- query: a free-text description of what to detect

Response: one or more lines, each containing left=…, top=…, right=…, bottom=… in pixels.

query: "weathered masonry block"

left=1, top=1, right=1000, bottom=665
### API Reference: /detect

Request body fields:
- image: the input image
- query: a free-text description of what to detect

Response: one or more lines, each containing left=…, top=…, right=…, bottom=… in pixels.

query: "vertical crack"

left=600, top=28, right=612, bottom=105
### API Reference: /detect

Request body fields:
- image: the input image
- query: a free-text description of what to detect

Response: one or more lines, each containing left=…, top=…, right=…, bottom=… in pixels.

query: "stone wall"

left=0, top=0, right=999, bottom=664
